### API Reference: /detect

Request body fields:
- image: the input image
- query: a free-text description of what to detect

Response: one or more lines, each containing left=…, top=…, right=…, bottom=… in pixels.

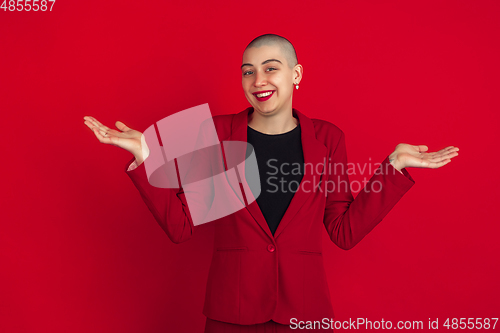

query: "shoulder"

left=198, top=113, right=236, bottom=142
left=311, top=118, right=345, bottom=149
left=211, top=114, right=234, bottom=136
left=211, top=113, right=234, bottom=126
left=199, top=113, right=233, bottom=129
left=311, top=118, right=344, bottom=135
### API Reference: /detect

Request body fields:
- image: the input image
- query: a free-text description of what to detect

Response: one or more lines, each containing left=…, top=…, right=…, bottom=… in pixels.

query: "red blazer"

left=125, top=107, right=415, bottom=326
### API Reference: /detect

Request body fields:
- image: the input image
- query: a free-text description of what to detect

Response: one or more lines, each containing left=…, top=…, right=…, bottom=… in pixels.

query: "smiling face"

left=241, top=45, right=302, bottom=117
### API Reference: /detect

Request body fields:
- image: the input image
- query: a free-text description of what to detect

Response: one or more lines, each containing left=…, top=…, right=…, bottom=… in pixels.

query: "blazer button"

left=267, top=244, right=275, bottom=252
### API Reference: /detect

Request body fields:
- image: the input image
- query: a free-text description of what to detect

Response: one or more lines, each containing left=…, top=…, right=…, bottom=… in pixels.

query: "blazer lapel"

left=273, top=108, right=327, bottom=240
left=226, top=107, right=327, bottom=241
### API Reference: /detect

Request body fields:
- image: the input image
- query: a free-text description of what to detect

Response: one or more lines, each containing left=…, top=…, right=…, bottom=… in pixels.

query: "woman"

left=84, top=34, right=459, bottom=332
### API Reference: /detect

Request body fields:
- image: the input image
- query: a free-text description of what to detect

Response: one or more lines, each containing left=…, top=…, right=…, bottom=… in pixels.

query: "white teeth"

left=256, top=91, right=273, bottom=98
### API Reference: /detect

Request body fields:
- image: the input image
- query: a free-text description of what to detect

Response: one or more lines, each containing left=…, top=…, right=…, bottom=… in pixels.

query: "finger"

left=86, top=120, right=127, bottom=140
left=425, top=151, right=458, bottom=163
left=93, top=127, right=115, bottom=144
left=427, top=159, right=451, bottom=169
left=85, top=116, right=110, bottom=132
left=420, top=151, right=439, bottom=158
left=84, top=120, right=96, bottom=131
left=83, top=116, right=100, bottom=128
left=423, top=147, right=458, bottom=158
left=413, top=145, right=428, bottom=153
left=85, top=119, right=109, bottom=133
left=115, top=120, right=132, bottom=132
left=443, top=151, right=459, bottom=159
left=85, top=116, right=106, bottom=128
left=95, top=126, right=108, bottom=139
left=103, top=128, right=125, bottom=137
left=84, top=120, right=108, bottom=137
left=438, top=146, right=457, bottom=153
left=437, top=149, right=459, bottom=159
left=94, top=126, right=111, bottom=139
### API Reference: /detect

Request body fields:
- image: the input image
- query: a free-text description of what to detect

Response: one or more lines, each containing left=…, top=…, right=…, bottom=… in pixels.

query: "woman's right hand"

left=83, top=116, right=148, bottom=163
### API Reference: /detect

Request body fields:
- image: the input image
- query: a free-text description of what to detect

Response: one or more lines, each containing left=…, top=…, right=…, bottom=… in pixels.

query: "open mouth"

left=252, top=90, right=275, bottom=102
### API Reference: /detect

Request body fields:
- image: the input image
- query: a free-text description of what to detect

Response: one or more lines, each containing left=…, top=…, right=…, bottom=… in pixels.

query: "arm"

left=125, top=129, right=215, bottom=244
left=125, top=154, right=196, bottom=244
left=84, top=115, right=213, bottom=244
left=127, top=144, right=150, bottom=171
left=323, top=132, right=415, bottom=250
left=127, top=159, right=140, bottom=171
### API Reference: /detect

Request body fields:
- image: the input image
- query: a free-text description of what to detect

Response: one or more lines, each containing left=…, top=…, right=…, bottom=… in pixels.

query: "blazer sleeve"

left=125, top=126, right=215, bottom=244
left=323, top=131, right=415, bottom=250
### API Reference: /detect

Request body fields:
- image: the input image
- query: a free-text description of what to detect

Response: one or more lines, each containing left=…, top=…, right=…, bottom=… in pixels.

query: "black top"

left=245, top=123, right=304, bottom=236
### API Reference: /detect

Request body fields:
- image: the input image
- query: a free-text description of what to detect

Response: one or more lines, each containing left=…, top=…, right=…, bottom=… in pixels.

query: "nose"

left=254, top=71, right=267, bottom=87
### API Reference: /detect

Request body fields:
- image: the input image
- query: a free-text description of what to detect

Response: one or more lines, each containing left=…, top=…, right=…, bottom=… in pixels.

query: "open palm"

left=390, top=144, right=459, bottom=170
left=83, top=116, right=144, bottom=159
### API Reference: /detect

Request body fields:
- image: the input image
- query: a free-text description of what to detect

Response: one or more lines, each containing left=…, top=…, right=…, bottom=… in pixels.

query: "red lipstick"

left=252, top=90, right=275, bottom=102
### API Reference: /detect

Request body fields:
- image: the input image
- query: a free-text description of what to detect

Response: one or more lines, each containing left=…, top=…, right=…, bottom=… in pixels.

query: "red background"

left=1, top=1, right=499, bottom=332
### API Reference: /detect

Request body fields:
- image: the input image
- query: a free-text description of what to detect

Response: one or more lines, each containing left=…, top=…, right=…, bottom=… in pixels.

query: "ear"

left=293, top=64, right=303, bottom=84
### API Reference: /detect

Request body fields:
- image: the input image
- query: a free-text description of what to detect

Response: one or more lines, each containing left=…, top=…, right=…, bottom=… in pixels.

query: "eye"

left=266, top=67, right=277, bottom=72
left=243, top=70, right=253, bottom=76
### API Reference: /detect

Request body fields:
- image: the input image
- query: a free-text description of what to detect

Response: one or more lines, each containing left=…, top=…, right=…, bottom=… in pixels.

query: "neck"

left=248, top=107, right=298, bottom=135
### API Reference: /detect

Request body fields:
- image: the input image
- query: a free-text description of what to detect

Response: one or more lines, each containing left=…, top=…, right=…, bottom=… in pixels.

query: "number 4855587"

left=1, top=0, right=56, bottom=11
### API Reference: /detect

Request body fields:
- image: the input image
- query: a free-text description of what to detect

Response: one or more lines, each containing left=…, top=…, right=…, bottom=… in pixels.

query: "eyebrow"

left=241, top=59, right=283, bottom=69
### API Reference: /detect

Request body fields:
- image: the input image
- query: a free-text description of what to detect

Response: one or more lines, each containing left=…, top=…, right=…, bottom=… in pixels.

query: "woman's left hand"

left=389, top=144, right=459, bottom=171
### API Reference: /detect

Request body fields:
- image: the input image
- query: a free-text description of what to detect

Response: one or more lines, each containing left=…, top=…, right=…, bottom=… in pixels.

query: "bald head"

left=245, top=34, right=298, bottom=69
